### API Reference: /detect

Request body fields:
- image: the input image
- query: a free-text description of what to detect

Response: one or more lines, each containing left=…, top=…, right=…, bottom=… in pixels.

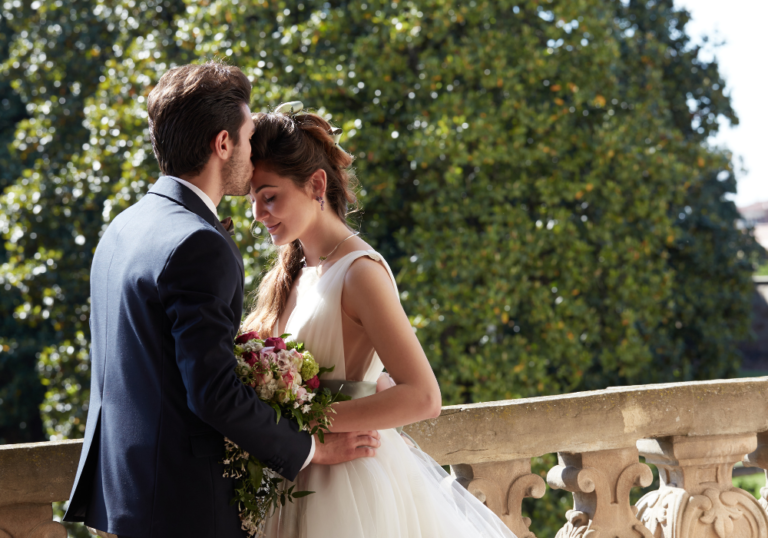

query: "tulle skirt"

left=263, top=429, right=517, bottom=538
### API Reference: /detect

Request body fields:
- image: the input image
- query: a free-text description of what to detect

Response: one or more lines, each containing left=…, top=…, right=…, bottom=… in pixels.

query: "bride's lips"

left=266, top=223, right=281, bottom=234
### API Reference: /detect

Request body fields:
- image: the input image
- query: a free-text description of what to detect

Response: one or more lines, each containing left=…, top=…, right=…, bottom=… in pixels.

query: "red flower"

left=306, top=376, right=320, bottom=390
left=243, top=352, right=258, bottom=367
left=264, top=337, right=287, bottom=351
left=236, top=331, right=260, bottom=344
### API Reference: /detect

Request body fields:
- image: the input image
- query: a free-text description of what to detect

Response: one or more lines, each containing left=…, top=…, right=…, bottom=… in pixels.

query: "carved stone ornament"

left=547, top=446, right=654, bottom=538
left=636, top=433, right=768, bottom=538
left=0, top=503, right=66, bottom=538
left=453, top=459, right=546, bottom=538
left=743, top=431, right=768, bottom=520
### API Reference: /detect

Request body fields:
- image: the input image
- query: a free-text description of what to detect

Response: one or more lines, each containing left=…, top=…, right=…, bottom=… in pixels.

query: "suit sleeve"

left=158, top=228, right=311, bottom=480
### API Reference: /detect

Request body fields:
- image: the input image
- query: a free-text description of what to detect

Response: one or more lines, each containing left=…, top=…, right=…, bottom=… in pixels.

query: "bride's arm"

left=327, top=257, right=442, bottom=432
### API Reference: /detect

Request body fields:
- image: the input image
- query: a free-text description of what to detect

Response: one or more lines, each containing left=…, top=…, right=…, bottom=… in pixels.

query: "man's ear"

left=210, top=129, right=232, bottom=161
left=309, top=169, right=328, bottom=198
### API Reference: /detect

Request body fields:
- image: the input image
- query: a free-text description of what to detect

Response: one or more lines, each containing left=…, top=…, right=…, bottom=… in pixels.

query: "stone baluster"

left=0, top=441, right=81, bottom=538
left=743, top=431, right=768, bottom=517
left=0, top=504, right=66, bottom=538
left=453, top=459, right=546, bottom=538
left=635, top=433, right=768, bottom=538
left=547, top=446, right=654, bottom=538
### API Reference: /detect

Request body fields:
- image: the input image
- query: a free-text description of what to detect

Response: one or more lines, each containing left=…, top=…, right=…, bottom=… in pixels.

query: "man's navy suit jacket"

left=63, top=177, right=312, bottom=537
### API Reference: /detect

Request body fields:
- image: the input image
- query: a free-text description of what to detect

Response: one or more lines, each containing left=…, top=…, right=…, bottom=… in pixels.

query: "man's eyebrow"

left=254, top=184, right=277, bottom=193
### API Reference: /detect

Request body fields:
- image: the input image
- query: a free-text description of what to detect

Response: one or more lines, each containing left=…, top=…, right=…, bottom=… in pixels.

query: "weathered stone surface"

left=0, top=503, right=66, bottom=538
left=0, top=440, right=82, bottom=507
left=547, top=446, right=653, bottom=538
left=744, top=431, right=768, bottom=518
left=453, top=459, right=545, bottom=538
left=636, top=434, right=767, bottom=538
left=404, top=377, right=768, bottom=465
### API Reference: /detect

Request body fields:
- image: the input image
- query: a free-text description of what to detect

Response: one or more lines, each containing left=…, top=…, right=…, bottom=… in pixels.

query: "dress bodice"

left=264, top=250, right=518, bottom=538
left=275, top=250, right=399, bottom=383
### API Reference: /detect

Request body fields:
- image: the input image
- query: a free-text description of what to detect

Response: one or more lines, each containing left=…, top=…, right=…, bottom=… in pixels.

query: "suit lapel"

left=148, top=176, right=245, bottom=275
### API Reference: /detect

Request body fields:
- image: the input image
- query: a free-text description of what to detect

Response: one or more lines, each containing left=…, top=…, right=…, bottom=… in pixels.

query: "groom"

left=64, top=61, right=381, bottom=537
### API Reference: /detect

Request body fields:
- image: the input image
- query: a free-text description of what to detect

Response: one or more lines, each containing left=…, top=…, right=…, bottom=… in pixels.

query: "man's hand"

left=311, top=430, right=381, bottom=465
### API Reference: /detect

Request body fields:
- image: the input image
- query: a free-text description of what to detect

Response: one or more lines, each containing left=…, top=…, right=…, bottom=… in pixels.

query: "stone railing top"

left=0, top=439, right=82, bottom=507
left=403, top=376, right=768, bottom=465
left=3, top=377, right=768, bottom=504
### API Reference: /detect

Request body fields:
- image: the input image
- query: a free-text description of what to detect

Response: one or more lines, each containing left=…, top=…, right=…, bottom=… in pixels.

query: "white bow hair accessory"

left=274, top=101, right=303, bottom=115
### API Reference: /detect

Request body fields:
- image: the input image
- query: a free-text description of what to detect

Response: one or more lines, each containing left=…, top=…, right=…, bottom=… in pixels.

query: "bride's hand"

left=311, top=430, right=381, bottom=465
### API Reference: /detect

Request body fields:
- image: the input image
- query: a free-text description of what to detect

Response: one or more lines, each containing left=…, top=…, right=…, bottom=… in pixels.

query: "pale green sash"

left=319, top=379, right=377, bottom=400
left=319, top=379, right=408, bottom=436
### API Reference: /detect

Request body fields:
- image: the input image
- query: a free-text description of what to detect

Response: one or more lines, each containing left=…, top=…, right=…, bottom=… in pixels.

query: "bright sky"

left=675, top=0, right=767, bottom=208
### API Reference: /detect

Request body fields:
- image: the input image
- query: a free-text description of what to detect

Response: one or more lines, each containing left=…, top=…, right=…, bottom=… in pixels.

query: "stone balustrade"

left=3, top=377, right=768, bottom=537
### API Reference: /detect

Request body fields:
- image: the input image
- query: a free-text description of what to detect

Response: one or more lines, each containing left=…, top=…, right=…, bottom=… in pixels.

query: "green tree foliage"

left=3, top=0, right=761, bottom=534
left=1, top=0, right=760, bottom=437
left=0, top=12, right=45, bottom=444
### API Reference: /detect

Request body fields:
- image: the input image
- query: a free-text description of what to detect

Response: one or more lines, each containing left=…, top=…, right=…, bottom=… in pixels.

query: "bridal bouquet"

left=223, top=331, right=345, bottom=536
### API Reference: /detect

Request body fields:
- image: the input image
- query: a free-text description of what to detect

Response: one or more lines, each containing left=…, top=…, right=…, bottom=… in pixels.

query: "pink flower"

left=306, top=376, right=320, bottom=390
left=282, top=371, right=294, bottom=385
left=264, top=337, right=286, bottom=350
left=261, top=350, right=277, bottom=367
left=242, top=352, right=258, bottom=367
left=255, top=371, right=274, bottom=385
left=275, top=351, right=293, bottom=373
left=236, top=331, right=260, bottom=344
left=296, top=386, right=307, bottom=403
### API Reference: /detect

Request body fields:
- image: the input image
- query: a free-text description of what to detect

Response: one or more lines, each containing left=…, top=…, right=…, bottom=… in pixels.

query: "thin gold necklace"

left=317, top=232, right=359, bottom=267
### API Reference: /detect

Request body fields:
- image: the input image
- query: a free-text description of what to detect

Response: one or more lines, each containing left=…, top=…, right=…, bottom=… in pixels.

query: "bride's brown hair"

left=242, top=111, right=359, bottom=337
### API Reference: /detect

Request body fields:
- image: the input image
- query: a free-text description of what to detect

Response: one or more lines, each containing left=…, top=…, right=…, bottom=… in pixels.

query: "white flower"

left=302, top=404, right=311, bottom=413
left=244, top=340, right=264, bottom=353
left=258, top=379, right=278, bottom=400
left=294, top=401, right=301, bottom=409
left=306, top=392, right=316, bottom=401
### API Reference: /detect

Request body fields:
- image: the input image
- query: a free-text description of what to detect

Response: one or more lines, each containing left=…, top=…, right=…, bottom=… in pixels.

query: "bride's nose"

left=252, top=198, right=269, bottom=222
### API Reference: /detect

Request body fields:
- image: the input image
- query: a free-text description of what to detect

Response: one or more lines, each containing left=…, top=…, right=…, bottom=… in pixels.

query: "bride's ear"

left=308, top=169, right=327, bottom=199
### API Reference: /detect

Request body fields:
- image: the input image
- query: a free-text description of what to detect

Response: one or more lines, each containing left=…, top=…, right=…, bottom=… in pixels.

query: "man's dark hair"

left=147, top=61, right=251, bottom=177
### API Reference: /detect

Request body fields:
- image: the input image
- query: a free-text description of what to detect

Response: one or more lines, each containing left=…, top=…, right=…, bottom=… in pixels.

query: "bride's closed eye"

left=264, top=195, right=275, bottom=203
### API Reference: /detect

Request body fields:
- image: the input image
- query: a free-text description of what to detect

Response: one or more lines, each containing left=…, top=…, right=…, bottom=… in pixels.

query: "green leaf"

left=270, top=402, right=282, bottom=424
left=318, top=365, right=335, bottom=376
left=247, top=460, right=264, bottom=488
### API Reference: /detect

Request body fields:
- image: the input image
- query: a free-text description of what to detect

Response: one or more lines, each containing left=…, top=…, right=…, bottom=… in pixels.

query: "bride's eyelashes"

left=264, top=195, right=275, bottom=203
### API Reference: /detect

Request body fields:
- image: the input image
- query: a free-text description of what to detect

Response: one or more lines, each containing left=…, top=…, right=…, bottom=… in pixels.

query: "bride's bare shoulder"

left=341, top=253, right=396, bottom=318
left=344, top=253, right=391, bottom=288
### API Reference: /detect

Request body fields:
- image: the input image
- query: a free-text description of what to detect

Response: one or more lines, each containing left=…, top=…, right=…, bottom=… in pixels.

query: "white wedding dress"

left=265, top=250, right=517, bottom=538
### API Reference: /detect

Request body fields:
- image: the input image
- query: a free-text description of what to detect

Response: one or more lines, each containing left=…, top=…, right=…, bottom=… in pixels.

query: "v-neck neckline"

left=277, top=250, right=375, bottom=336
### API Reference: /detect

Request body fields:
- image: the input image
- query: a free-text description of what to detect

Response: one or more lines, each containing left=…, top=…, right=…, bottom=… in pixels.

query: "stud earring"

left=316, top=196, right=325, bottom=211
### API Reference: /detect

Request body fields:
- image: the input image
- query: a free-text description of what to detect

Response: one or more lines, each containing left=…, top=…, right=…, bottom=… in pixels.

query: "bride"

left=243, top=102, right=516, bottom=538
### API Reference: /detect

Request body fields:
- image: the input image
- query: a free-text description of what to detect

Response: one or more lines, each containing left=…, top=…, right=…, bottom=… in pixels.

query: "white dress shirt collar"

left=164, top=175, right=218, bottom=219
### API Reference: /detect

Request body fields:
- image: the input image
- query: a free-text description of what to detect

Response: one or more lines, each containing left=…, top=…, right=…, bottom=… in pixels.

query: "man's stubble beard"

left=221, top=145, right=252, bottom=197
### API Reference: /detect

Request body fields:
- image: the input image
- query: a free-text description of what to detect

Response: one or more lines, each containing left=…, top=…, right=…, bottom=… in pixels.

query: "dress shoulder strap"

left=340, top=250, right=399, bottom=300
